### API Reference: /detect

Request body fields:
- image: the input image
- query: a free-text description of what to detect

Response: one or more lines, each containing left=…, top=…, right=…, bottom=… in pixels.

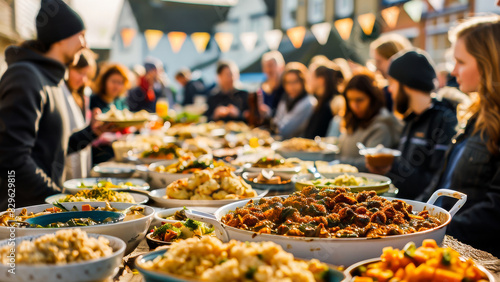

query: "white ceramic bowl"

left=0, top=232, right=125, bottom=282
left=148, top=187, right=268, bottom=208
left=153, top=207, right=188, bottom=226
left=145, top=160, right=194, bottom=189
left=186, top=189, right=467, bottom=266
left=0, top=202, right=154, bottom=254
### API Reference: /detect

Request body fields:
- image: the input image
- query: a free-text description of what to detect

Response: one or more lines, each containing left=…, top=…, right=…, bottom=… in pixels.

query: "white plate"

left=63, top=178, right=150, bottom=194
left=148, top=188, right=268, bottom=208
left=45, top=193, right=149, bottom=205
left=0, top=232, right=125, bottom=282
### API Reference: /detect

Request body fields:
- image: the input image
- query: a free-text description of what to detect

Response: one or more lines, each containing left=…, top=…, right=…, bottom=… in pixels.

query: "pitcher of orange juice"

left=156, top=98, right=169, bottom=118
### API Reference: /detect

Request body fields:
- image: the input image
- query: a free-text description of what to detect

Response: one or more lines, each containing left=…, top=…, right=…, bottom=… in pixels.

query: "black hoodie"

left=0, top=46, right=96, bottom=210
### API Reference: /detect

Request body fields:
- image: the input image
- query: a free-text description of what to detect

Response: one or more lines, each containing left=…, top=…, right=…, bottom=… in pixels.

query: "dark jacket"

left=418, top=117, right=500, bottom=256
left=387, top=99, right=457, bottom=199
left=303, top=98, right=334, bottom=139
left=205, top=87, right=249, bottom=122
left=0, top=46, right=96, bottom=210
left=182, top=79, right=205, bottom=106
left=127, top=83, right=166, bottom=113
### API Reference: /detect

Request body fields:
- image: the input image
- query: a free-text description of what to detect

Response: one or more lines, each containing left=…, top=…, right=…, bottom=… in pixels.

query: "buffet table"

left=108, top=188, right=500, bottom=282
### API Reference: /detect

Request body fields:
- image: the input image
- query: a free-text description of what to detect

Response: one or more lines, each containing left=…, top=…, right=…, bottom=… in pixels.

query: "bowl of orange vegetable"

left=344, top=239, right=494, bottom=282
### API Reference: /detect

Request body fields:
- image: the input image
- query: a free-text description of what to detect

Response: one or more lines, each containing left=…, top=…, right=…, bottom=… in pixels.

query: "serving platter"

left=147, top=188, right=268, bottom=208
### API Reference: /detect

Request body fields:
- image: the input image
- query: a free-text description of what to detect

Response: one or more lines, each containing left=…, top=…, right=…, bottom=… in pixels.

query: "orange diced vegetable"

left=81, top=204, right=92, bottom=211
left=433, top=268, right=463, bottom=282
left=422, top=239, right=439, bottom=248
left=353, top=277, right=374, bottom=282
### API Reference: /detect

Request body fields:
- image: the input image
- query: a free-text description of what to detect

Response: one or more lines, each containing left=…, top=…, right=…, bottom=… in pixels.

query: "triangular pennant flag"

left=428, top=0, right=445, bottom=11
left=190, top=32, right=211, bottom=53
left=404, top=0, right=424, bottom=23
left=264, top=29, right=283, bottom=50
left=167, top=31, right=187, bottom=53
left=357, top=13, right=376, bottom=36
left=240, top=32, right=258, bottom=52
left=334, top=18, right=353, bottom=41
left=286, top=26, right=306, bottom=49
left=311, top=22, right=331, bottom=45
left=120, top=28, right=136, bottom=48
left=214, top=32, right=234, bottom=53
left=381, top=6, right=400, bottom=29
left=144, top=29, right=164, bottom=51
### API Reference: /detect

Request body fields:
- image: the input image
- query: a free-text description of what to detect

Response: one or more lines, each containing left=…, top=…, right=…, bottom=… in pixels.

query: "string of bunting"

left=121, top=1, right=428, bottom=53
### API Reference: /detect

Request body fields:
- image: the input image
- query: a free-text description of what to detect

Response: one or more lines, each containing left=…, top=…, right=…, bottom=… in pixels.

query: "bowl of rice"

left=0, top=229, right=125, bottom=282
left=135, top=236, right=344, bottom=282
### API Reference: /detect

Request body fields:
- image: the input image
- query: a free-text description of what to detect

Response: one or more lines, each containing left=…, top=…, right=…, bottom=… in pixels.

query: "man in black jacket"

left=0, top=0, right=108, bottom=210
left=367, top=50, right=458, bottom=199
left=175, top=68, right=206, bottom=106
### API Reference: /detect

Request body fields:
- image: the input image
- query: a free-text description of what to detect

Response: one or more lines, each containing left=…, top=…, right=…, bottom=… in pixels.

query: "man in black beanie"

left=0, top=0, right=110, bottom=210
left=366, top=49, right=458, bottom=200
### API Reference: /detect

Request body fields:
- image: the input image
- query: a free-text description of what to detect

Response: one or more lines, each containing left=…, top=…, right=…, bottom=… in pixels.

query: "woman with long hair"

left=90, top=63, right=131, bottom=164
left=63, top=49, right=96, bottom=180
left=272, top=62, right=317, bottom=139
left=370, top=33, right=412, bottom=112
left=304, top=65, right=341, bottom=138
left=419, top=15, right=500, bottom=256
left=337, top=72, right=402, bottom=167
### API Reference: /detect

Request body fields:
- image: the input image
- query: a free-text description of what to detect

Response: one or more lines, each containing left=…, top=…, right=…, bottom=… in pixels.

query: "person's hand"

left=90, top=108, right=119, bottom=136
left=227, top=104, right=240, bottom=117
left=213, top=106, right=229, bottom=119
left=365, top=160, right=392, bottom=175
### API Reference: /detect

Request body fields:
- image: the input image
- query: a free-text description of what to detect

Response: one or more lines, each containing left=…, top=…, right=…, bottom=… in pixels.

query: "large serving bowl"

left=294, top=172, right=391, bottom=194
left=135, top=249, right=345, bottom=282
left=143, top=160, right=194, bottom=188
left=45, top=192, right=149, bottom=205
left=0, top=232, right=125, bottom=282
left=147, top=188, right=268, bottom=208
left=343, top=257, right=496, bottom=282
left=186, top=189, right=467, bottom=266
left=0, top=202, right=154, bottom=254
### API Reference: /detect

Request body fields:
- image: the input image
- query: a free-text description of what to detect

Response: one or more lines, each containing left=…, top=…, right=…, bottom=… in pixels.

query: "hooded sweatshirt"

left=338, top=108, right=403, bottom=169
left=0, top=46, right=96, bottom=210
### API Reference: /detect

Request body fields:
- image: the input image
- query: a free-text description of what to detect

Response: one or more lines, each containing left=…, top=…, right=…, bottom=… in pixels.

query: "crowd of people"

left=0, top=0, right=499, bottom=257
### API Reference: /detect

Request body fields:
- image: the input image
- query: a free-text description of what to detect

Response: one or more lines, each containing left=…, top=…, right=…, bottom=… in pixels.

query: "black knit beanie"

left=388, top=50, right=436, bottom=92
left=36, top=0, right=85, bottom=47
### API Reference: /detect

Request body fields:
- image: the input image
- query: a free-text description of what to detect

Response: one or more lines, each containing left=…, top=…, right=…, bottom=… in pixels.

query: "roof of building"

left=128, top=0, right=230, bottom=33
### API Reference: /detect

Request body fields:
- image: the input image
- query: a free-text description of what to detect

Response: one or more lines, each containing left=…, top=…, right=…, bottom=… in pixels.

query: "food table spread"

left=4, top=124, right=500, bottom=282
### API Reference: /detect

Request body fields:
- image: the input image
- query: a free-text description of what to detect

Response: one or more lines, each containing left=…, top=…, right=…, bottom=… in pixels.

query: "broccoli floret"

left=153, top=223, right=181, bottom=237
left=184, top=219, right=201, bottom=231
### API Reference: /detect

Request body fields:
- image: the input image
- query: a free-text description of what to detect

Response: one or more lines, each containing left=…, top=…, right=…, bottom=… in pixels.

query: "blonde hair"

left=370, top=33, right=412, bottom=60
left=450, top=15, right=500, bottom=155
left=262, top=51, right=285, bottom=68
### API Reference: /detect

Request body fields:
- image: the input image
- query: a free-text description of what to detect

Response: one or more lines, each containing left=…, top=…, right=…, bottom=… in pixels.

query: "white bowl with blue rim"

left=0, top=232, right=125, bottom=282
